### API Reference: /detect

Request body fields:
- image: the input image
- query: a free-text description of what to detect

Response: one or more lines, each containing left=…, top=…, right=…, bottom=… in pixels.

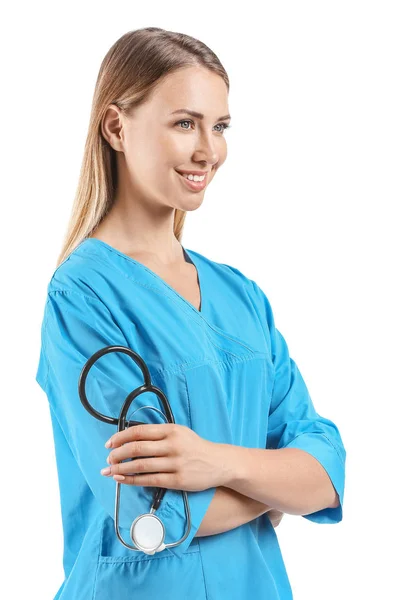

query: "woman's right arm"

left=37, top=289, right=218, bottom=558
left=195, top=486, right=283, bottom=537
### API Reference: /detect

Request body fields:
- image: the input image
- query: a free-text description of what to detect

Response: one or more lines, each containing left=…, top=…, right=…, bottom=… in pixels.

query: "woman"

left=36, top=27, right=346, bottom=600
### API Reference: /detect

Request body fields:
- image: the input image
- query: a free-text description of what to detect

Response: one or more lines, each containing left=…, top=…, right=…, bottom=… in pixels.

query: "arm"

left=216, top=444, right=340, bottom=516
left=36, top=289, right=217, bottom=558
left=231, top=280, right=346, bottom=524
left=195, top=485, right=278, bottom=537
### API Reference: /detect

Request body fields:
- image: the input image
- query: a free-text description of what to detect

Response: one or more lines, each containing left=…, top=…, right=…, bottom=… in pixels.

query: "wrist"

left=214, top=442, right=247, bottom=488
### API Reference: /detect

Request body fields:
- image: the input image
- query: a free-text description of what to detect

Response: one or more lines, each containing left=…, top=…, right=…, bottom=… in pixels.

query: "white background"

left=1, top=1, right=399, bottom=598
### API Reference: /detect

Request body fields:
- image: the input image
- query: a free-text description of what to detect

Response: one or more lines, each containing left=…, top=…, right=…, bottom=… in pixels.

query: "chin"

left=178, top=197, right=204, bottom=212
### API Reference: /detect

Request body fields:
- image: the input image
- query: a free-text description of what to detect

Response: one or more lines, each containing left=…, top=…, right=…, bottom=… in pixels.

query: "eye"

left=175, top=119, right=231, bottom=134
left=176, top=119, right=193, bottom=130
left=214, top=122, right=231, bottom=133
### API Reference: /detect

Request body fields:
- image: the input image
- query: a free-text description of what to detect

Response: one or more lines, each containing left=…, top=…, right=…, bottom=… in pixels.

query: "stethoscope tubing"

left=78, top=344, right=191, bottom=553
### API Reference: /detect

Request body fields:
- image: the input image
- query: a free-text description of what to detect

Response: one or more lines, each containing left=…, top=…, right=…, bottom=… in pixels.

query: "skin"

left=96, top=66, right=284, bottom=527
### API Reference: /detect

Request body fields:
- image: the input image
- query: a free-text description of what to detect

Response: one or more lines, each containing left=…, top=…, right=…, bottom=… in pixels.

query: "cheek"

left=219, top=148, right=228, bottom=165
left=134, top=134, right=185, bottom=171
left=219, top=138, right=228, bottom=160
left=124, top=140, right=164, bottom=177
left=124, top=124, right=164, bottom=162
left=162, top=131, right=192, bottom=160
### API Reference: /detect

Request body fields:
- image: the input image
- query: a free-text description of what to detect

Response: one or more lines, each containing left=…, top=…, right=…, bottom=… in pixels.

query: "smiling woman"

left=35, top=25, right=346, bottom=600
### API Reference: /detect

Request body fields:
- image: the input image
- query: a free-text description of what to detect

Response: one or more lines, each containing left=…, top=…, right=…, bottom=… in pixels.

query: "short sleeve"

left=36, top=288, right=216, bottom=556
left=251, top=281, right=346, bottom=524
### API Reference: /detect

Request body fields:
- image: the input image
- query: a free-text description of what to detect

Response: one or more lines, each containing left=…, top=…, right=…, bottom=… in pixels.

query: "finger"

left=113, top=471, right=181, bottom=489
left=106, top=423, right=175, bottom=448
left=108, top=440, right=168, bottom=464
left=268, top=510, right=284, bottom=527
left=111, top=456, right=174, bottom=477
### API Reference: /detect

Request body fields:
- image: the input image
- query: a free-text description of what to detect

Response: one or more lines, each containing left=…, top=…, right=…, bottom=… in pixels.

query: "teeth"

left=182, top=173, right=206, bottom=182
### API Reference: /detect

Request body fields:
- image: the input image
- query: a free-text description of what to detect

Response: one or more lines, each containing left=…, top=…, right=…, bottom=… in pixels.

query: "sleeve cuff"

left=155, top=486, right=217, bottom=557
left=283, top=432, right=346, bottom=524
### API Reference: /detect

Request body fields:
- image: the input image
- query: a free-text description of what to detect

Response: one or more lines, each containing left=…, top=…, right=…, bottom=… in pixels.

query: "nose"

left=193, top=132, right=220, bottom=166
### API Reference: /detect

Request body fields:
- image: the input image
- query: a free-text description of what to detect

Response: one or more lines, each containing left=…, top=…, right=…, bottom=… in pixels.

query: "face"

left=103, top=66, right=230, bottom=211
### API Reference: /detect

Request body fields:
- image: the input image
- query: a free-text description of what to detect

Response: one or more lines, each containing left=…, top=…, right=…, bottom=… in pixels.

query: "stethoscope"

left=78, top=345, right=192, bottom=555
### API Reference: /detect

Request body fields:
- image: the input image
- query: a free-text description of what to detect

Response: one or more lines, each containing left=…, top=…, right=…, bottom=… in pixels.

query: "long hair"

left=55, top=27, right=229, bottom=267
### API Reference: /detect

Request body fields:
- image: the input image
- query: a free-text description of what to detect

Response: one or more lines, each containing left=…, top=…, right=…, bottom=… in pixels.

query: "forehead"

left=147, top=66, right=229, bottom=117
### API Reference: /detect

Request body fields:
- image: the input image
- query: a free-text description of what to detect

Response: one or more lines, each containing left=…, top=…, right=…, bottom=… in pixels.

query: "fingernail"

left=106, top=455, right=110, bottom=464
left=105, top=439, right=112, bottom=448
left=101, top=467, right=111, bottom=475
left=114, top=474, right=125, bottom=481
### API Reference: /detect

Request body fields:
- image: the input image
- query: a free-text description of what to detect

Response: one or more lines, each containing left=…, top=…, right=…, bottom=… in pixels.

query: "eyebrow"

left=170, top=108, right=231, bottom=121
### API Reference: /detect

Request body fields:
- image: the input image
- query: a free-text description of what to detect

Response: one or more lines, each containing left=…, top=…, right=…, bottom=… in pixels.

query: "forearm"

left=195, top=486, right=272, bottom=537
left=218, top=444, right=339, bottom=516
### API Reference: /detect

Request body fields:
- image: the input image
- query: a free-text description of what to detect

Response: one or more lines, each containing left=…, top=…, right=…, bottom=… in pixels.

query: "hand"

left=267, top=509, right=284, bottom=528
left=101, top=423, right=223, bottom=492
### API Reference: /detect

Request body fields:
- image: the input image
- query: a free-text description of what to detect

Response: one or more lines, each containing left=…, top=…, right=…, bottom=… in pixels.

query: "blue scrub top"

left=35, top=238, right=346, bottom=600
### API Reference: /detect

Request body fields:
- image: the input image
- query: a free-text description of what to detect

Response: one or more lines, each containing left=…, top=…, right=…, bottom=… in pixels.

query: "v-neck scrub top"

left=35, top=238, right=346, bottom=600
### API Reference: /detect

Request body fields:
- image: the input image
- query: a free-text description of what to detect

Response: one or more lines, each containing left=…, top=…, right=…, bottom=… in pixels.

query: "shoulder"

left=190, top=247, right=275, bottom=323
left=45, top=241, right=107, bottom=300
left=188, top=247, right=263, bottom=296
left=187, top=247, right=252, bottom=281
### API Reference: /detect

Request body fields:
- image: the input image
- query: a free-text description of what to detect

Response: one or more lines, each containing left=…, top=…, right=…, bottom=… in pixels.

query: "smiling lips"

left=175, top=169, right=208, bottom=191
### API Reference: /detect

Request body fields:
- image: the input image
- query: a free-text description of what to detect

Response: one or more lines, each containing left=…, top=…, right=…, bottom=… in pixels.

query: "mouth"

left=175, top=169, right=208, bottom=192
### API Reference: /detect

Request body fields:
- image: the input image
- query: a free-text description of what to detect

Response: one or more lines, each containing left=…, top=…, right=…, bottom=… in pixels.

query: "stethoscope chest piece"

left=130, top=513, right=166, bottom=555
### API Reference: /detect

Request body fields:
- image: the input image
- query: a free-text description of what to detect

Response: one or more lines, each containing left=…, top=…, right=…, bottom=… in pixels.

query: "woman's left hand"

left=267, top=509, right=285, bottom=528
left=101, top=423, right=228, bottom=492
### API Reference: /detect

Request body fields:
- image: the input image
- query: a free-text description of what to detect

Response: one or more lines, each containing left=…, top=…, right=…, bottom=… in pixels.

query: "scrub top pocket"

left=94, top=550, right=208, bottom=600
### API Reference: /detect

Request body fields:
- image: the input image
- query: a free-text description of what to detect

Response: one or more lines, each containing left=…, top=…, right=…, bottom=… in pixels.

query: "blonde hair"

left=56, top=27, right=229, bottom=267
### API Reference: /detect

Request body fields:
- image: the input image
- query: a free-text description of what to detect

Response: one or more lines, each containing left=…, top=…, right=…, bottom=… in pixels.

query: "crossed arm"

left=196, top=486, right=283, bottom=537
left=196, top=443, right=339, bottom=538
